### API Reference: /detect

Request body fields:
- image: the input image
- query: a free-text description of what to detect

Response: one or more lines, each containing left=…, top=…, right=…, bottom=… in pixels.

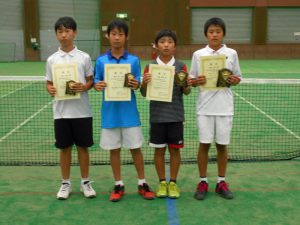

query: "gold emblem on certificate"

left=175, top=70, right=188, bottom=87
left=217, top=68, right=232, bottom=87
left=124, top=73, right=135, bottom=87
left=65, top=80, right=77, bottom=95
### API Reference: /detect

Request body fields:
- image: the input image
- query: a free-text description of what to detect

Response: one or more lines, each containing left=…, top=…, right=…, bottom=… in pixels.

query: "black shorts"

left=54, top=117, right=94, bottom=149
left=150, top=122, right=184, bottom=148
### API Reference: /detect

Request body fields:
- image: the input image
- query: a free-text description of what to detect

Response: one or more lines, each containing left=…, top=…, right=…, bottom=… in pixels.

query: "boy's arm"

left=180, top=64, right=191, bottom=95
left=227, top=51, right=242, bottom=86
left=189, top=53, right=207, bottom=87
left=129, top=58, right=141, bottom=91
left=84, top=75, right=94, bottom=90
left=140, top=66, right=150, bottom=97
left=46, top=80, right=56, bottom=97
left=93, top=60, right=107, bottom=92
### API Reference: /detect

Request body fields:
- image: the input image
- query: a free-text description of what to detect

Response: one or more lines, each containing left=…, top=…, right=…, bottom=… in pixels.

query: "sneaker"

left=57, top=182, right=72, bottom=200
left=194, top=181, right=208, bottom=200
left=109, top=185, right=125, bottom=202
left=138, top=183, right=155, bottom=200
left=80, top=181, right=96, bottom=198
left=215, top=181, right=233, bottom=199
left=156, top=181, right=168, bottom=198
left=168, top=181, right=180, bottom=199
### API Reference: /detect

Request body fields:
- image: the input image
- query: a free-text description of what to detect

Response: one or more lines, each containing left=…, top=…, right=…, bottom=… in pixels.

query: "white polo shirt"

left=45, top=47, right=93, bottom=119
left=189, top=44, right=242, bottom=116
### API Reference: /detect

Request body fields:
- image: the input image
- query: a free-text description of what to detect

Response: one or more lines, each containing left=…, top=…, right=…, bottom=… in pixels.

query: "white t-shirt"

left=189, top=44, right=242, bottom=116
left=45, top=47, right=93, bottom=119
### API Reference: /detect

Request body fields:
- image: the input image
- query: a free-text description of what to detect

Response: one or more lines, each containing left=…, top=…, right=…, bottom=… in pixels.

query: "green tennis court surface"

left=1, top=161, right=300, bottom=225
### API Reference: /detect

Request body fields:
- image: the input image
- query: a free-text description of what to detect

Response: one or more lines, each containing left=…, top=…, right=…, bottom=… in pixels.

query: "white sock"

left=115, top=180, right=124, bottom=186
left=62, top=179, right=71, bottom=185
left=200, top=177, right=208, bottom=183
left=138, top=178, right=146, bottom=186
left=81, top=178, right=90, bottom=185
left=217, top=176, right=225, bottom=183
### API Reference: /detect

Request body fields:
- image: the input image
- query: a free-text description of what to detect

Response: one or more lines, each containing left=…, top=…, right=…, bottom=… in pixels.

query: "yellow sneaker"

left=168, top=181, right=180, bottom=199
left=156, top=181, right=168, bottom=198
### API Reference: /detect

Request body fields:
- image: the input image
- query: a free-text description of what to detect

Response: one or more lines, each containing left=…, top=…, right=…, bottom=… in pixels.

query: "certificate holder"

left=51, top=63, right=80, bottom=100
left=104, top=64, right=131, bottom=101
left=200, top=55, right=226, bottom=90
left=146, top=64, right=175, bottom=102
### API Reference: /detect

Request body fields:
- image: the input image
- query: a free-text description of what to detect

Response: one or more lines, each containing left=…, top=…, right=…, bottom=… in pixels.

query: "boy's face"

left=156, top=36, right=176, bottom=57
left=56, top=26, right=76, bottom=48
left=205, top=25, right=224, bottom=49
left=108, top=28, right=127, bottom=49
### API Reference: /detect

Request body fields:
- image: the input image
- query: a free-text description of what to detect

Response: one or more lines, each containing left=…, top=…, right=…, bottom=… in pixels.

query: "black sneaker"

left=194, top=181, right=208, bottom=200
left=215, top=181, right=233, bottom=199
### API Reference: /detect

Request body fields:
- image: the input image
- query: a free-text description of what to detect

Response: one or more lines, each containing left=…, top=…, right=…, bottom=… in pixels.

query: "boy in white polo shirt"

left=46, top=16, right=96, bottom=200
left=189, top=17, right=241, bottom=200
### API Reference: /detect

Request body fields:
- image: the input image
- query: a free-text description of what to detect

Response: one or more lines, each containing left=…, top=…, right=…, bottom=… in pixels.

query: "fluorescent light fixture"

left=116, top=13, right=128, bottom=19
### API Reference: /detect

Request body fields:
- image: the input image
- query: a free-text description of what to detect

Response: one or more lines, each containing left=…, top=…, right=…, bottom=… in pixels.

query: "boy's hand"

left=70, top=82, right=87, bottom=92
left=189, top=75, right=206, bottom=87
left=94, top=81, right=107, bottom=91
left=46, top=83, right=56, bottom=96
left=227, top=75, right=241, bottom=85
left=142, top=73, right=151, bottom=84
left=128, top=77, right=139, bottom=90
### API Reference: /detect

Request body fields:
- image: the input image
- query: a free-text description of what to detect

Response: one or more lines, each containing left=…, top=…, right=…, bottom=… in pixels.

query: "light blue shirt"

left=94, top=50, right=141, bottom=128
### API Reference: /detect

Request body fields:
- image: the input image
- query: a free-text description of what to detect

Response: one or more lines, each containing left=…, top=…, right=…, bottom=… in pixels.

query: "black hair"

left=107, top=19, right=129, bottom=37
left=154, top=29, right=177, bottom=45
left=54, top=16, right=77, bottom=32
left=204, top=17, right=226, bottom=36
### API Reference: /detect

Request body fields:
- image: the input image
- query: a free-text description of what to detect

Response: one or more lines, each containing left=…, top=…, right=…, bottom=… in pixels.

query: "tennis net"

left=0, top=76, right=299, bottom=165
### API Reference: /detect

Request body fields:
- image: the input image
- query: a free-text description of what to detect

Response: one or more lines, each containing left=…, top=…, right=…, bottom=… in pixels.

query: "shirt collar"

left=205, top=44, right=226, bottom=54
left=58, top=46, right=77, bottom=57
left=107, top=49, right=129, bottom=60
left=156, top=56, right=175, bottom=66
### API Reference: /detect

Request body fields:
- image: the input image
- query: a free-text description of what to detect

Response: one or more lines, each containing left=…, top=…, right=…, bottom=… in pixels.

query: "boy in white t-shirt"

left=46, top=17, right=96, bottom=200
left=189, top=17, right=241, bottom=200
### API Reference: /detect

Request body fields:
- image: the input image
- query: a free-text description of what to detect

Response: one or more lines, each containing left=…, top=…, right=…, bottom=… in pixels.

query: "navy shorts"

left=150, top=122, right=184, bottom=149
left=54, top=117, right=94, bottom=149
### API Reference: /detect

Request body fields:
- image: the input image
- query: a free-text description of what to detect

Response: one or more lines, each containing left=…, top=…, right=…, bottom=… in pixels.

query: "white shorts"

left=100, top=127, right=144, bottom=150
left=197, top=115, right=233, bottom=145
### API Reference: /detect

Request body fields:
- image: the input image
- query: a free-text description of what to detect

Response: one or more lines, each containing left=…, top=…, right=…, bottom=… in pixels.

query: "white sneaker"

left=57, top=183, right=72, bottom=200
left=80, top=181, right=96, bottom=198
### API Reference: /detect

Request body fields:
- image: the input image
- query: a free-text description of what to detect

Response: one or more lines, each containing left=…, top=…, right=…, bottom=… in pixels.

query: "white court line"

left=0, top=82, right=35, bottom=98
left=0, top=100, right=53, bottom=143
left=234, top=92, right=300, bottom=140
left=0, top=76, right=44, bottom=98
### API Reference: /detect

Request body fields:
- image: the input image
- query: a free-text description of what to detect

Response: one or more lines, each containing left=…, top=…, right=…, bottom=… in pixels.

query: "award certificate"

left=52, top=63, right=80, bottom=100
left=146, top=64, right=175, bottom=102
left=200, top=55, right=226, bottom=90
left=104, top=64, right=131, bottom=101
